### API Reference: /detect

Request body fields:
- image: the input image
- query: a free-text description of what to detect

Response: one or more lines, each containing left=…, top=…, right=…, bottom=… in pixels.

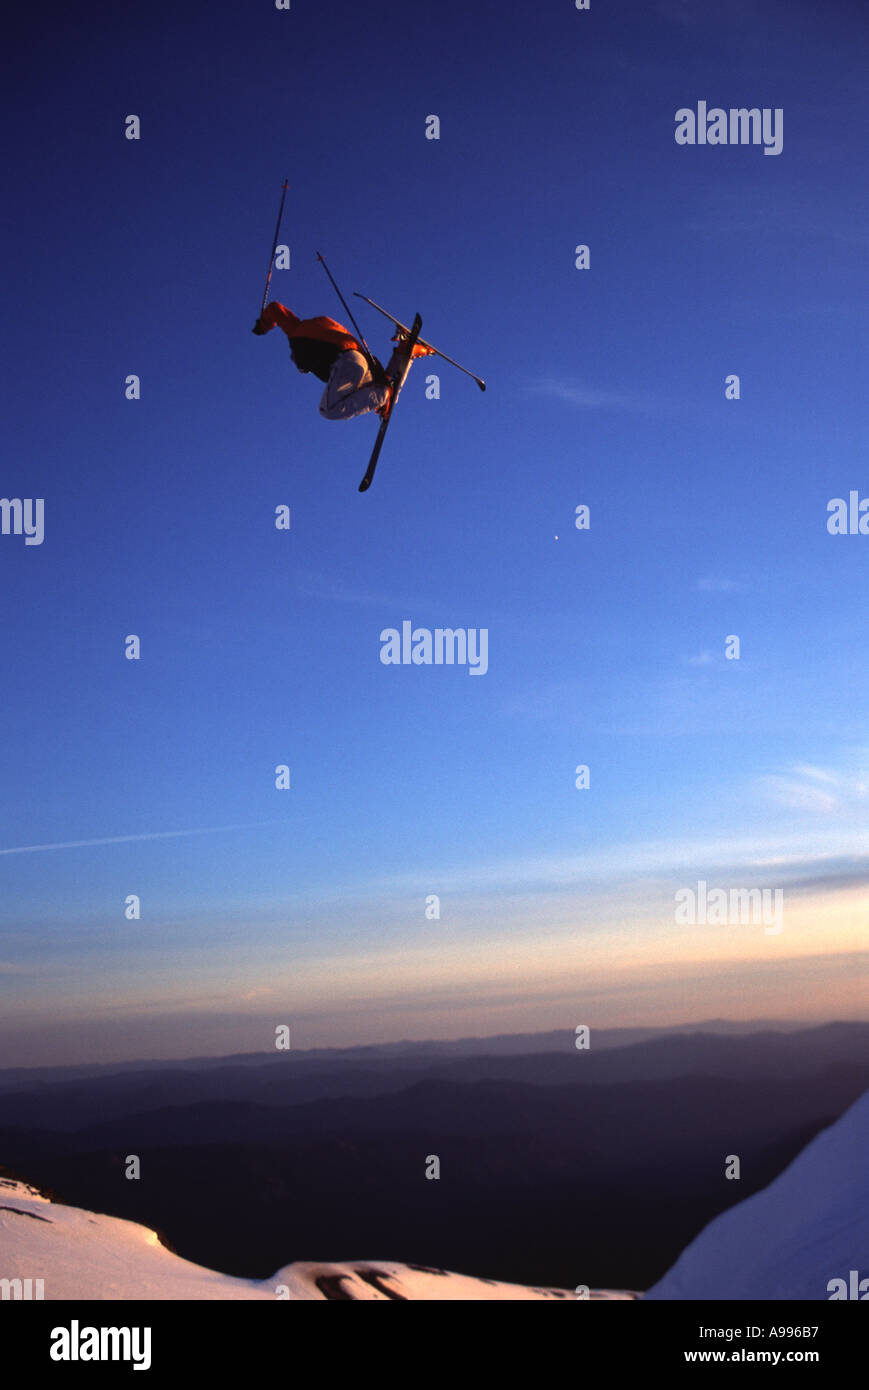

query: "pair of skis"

left=355, top=295, right=486, bottom=493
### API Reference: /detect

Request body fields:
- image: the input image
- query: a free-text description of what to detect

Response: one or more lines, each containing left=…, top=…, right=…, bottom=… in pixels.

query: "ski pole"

left=260, top=179, right=289, bottom=315
left=315, top=252, right=378, bottom=374
left=354, top=293, right=486, bottom=391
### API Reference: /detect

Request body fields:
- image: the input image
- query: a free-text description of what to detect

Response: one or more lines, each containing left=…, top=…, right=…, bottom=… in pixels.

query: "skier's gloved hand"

left=252, top=319, right=268, bottom=335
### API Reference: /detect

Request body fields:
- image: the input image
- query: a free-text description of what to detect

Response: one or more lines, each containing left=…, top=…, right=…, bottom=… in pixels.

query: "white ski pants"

left=319, top=350, right=389, bottom=421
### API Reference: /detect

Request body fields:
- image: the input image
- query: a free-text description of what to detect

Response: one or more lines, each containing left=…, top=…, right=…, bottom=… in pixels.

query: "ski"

left=355, top=293, right=486, bottom=392
left=358, top=312, right=422, bottom=493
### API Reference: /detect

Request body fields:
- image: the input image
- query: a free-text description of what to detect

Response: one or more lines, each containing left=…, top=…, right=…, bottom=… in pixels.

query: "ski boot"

left=390, top=329, right=435, bottom=360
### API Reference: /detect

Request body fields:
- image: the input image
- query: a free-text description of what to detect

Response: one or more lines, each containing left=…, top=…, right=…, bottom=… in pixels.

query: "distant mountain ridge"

left=0, top=1016, right=825, bottom=1089
left=0, top=1021, right=864, bottom=1133
left=21, top=1062, right=865, bottom=1153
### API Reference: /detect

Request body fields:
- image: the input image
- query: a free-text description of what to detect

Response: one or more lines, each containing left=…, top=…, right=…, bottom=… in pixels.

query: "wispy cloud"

left=294, top=568, right=401, bottom=609
left=696, top=577, right=746, bottom=594
left=759, top=760, right=869, bottom=818
left=366, top=827, right=869, bottom=900
left=0, top=822, right=283, bottom=858
left=294, top=568, right=449, bottom=622
left=684, top=650, right=718, bottom=666
left=526, top=378, right=660, bottom=413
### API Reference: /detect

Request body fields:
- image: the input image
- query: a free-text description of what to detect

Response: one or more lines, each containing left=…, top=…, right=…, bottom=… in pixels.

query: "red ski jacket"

left=259, top=301, right=360, bottom=352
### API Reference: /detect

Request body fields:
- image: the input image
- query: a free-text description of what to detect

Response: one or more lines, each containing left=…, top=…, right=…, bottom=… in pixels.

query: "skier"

left=253, top=301, right=433, bottom=420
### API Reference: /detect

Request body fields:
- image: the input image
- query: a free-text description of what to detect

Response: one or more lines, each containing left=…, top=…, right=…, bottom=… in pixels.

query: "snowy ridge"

left=645, top=1087, right=869, bottom=1301
left=0, top=1178, right=636, bottom=1301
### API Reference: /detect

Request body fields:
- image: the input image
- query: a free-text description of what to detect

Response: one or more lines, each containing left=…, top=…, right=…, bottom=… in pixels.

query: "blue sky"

left=1, top=0, right=867, bottom=1064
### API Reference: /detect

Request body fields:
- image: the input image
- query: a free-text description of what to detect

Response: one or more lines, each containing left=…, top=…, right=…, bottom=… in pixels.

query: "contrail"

left=0, top=822, right=283, bottom=857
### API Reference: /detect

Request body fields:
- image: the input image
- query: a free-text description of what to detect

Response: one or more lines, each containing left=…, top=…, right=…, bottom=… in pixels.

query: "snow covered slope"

left=0, top=1177, right=635, bottom=1300
left=645, top=1087, right=869, bottom=1300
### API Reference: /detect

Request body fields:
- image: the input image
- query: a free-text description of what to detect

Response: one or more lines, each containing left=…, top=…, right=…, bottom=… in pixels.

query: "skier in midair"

left=253, top=301, right=432, bottom=420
